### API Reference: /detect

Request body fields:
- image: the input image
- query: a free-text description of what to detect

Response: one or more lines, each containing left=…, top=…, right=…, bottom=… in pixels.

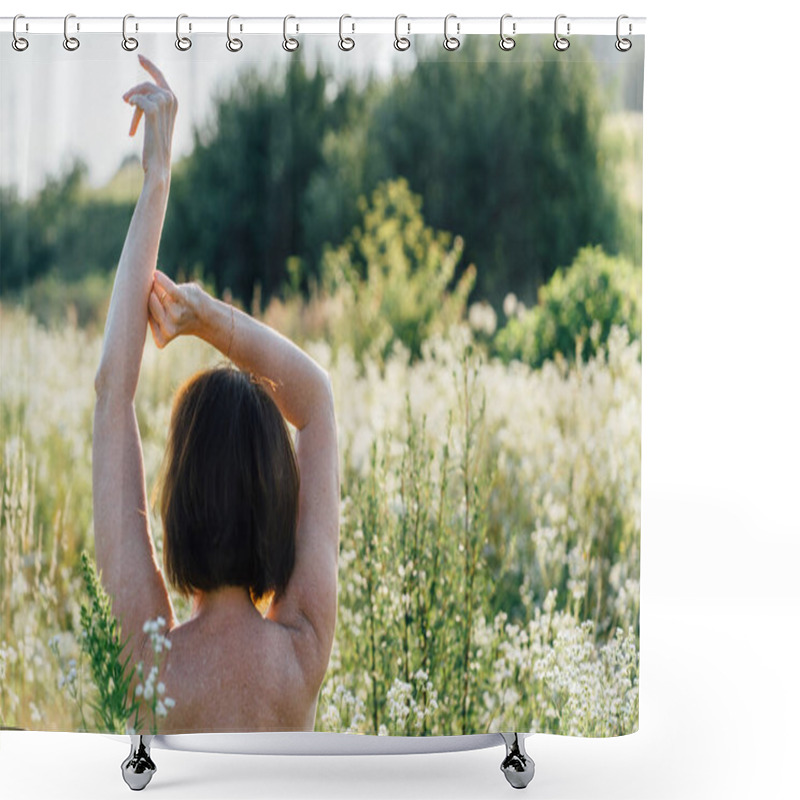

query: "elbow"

left=94, top=361, right=134, bottom=404
left=318, top=370, right=335, bottom=412
left=298, top=370, right=334, bottom=433
left=94, top=367, right=115, bottom=414
left=94, top=360, right=119, bottom=399
left=94, top=365, right=108, bottom=398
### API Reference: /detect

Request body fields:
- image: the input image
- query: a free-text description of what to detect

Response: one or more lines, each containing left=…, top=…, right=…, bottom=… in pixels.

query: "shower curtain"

left=0, top=21, right=643, bottom=741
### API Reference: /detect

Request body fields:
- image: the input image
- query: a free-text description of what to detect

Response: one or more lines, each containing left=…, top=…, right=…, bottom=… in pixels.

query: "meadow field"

left=0, top=267, right=640, bottom=737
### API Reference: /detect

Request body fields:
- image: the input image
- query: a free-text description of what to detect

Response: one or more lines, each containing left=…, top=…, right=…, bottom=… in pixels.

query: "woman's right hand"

left=147, top=270, right=206, bottom=349
left=123, top=54, right=177, bottom=181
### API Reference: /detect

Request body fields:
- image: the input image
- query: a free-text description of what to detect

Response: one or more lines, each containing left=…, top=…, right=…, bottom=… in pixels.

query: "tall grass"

left=0, top=305, right=639, bottom=736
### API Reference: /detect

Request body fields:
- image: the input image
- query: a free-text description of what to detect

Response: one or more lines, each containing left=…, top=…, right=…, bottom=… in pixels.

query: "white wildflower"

left=468, top=302, right=497, bottom=336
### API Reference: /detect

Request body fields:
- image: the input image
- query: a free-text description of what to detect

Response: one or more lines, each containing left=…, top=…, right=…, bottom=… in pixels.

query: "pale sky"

left=0, top=32, right=408, bottom=199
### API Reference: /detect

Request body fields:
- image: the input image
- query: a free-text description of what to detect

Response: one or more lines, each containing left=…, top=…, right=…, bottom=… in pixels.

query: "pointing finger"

left=138, top=54, right=172, bottom=92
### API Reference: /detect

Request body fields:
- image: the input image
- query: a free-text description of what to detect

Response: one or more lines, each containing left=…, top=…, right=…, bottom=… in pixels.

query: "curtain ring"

left=176, top=13, right=192, bottom=51
left=443, top=13, right=460, bottom=51
left=63, top=13, right=80, bottom=51
left=499, top=13, right=515, bottom=51
left=615, top=14, right=632, bottom=52
left=338, top=14, right=355, bottom=51
left=122, top=14, right=138, bottom=51
left=282, top=15, right=299, bottom=52
left=12, top=15, right=29, bottom=52
left=226, top=15, right=243, bottom=52
left=394, top=14, right=411, bottom=51
left=553, top=14, right=570, bottom=51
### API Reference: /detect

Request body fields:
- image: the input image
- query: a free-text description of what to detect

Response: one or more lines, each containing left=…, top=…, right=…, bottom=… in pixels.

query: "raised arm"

left=93, top=55, right=178, bottom=662
left=147, top=274, right=340, bottom=685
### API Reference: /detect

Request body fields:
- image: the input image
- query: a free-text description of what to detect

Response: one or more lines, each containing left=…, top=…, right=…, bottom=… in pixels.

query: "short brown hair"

left=159, top=366, right=298, bottom=603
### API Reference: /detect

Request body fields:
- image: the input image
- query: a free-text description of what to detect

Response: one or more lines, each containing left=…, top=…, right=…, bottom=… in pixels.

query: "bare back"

left=154, top=611, right=319, bottom=733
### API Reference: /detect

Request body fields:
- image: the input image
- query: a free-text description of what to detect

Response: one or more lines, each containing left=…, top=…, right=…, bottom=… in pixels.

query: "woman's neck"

left=191, top=585, right=257, bottom=621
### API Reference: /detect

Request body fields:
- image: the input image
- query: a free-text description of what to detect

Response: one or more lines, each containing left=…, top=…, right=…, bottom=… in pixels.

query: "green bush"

left=0, top=161, right=135, bottom=294
left=494, top=245, right=641, bottom=368
left=17, top=270, right=114, bottom=330
left=321, top=178, right=474, bottom=364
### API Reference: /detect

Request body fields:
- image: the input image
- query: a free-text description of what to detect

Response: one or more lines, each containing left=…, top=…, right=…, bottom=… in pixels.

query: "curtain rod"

left=1, top=16, right=646, bottom=38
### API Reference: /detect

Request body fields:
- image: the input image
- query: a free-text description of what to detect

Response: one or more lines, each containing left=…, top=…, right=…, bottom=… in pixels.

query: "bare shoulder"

left=274, top=606, right=337, bottom=694
left=259, top=614, right=327, bottom=696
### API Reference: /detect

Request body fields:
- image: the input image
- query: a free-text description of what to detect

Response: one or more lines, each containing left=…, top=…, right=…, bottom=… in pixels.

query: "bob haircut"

left=159, top=365, right=299, bottom=604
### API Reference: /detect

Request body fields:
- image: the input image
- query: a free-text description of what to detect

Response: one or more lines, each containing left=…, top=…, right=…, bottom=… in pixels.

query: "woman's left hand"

left=148, top=270, right=206, bottom=349
left=123, top=54, right=177, bottom=180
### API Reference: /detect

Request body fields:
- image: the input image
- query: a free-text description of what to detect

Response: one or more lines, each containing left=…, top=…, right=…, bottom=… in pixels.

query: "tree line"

left=0, top=37, right=639, bottom=308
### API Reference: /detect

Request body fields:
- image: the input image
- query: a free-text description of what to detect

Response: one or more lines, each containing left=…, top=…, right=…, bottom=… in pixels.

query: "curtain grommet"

left=499, top=14, right=515, bottom=51
left=12, top=14, right=29, bottom=51
left=63, top=13, right=80, bottom=51
left=553, top=14, right=570, bottom=51
left=282, top=15, right=299, bottom=52
left=175, top=13, right=192, bottom=51
left=338, top=14, right=355, bottom=51
left=121, top=14, right=138, bottom=51
left=615, top=15, right=632, bottom=52
left=394, top=14, right=411, bottom=51
left=443, top=13, right=460, bottom=51
left=226, top=15, right=243, bottom=52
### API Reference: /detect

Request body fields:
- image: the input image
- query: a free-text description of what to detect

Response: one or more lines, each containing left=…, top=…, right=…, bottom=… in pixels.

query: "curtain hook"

left=554, top=14, right=570, bottom=51
left=176, top=13, right=192, bottom=51
left=226, top=15, right=243, bottom=52
left=282, top=15, right=299, bottom=52
left=499, top=14, right=515, bottom=51
left=122, top=14, right=138, bottom=52
left=443, top=13, right=460, bottom=51
left=339, top=14, right=355, bottom=51
left=63, top=13, right=80, bottom=51
left=394, top=14, right=411, bottom=51
left=12, top=14, right=29, bottom=52
left=615, top=14, right=632, bottom=52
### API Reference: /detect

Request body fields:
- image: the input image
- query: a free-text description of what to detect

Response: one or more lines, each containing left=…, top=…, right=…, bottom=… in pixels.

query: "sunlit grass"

left=0, top=303, right=639, bottom=735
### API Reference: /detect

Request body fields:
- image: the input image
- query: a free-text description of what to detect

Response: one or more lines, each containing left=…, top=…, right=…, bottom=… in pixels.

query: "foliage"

left=320, top=328, right=640, bottom=735
left=321, top=178, right=474, bottom=363
left=0, top=161, right=135, bottom=293
left=0, top=436, right=85, bottom=731
left=19, top=270, right=113, bottom=330
left=494, top=246, right=642, bottom=368
left=308, top=37, right=633, bottom=304
left=330, top=359, right=492, bottom=735
left=2, top=40, right=640, bottom=310
left=160, top=60, right=336, bottom=302
left=77, top=552, right=141, bottom=734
